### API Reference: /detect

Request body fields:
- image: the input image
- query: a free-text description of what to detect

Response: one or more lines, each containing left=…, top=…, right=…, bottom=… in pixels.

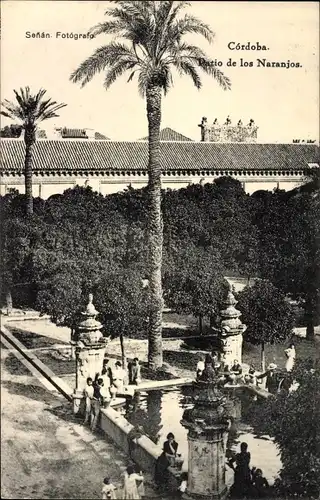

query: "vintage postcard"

left=1, top=2, right=319, bottom=500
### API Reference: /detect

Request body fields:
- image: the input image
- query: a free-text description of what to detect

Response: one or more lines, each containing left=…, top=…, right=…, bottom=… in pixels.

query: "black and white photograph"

left=0, top=1, right=319, bottom=499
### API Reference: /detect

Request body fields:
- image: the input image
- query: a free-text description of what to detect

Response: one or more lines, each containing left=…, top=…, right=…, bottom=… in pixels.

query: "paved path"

left=0, top=343, right=170, bottom=499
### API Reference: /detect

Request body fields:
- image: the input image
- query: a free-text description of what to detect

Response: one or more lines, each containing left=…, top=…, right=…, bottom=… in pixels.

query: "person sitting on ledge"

left=110, top=361, right=126, bottom=393
left=244, top=365, right=257, bottom=385
left=200, top=361, right=216, bottom=382
left=231, top=359, right=242, bottom=375
left=154, top=451, right=170, bottom=491
left=163, top=432, right=178, bottom=466
left=211, top=351, right=221, bottom=373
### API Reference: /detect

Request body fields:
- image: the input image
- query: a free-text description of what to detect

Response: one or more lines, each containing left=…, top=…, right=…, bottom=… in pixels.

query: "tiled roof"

left=1, top=139, right=319, bottom=174
left=139, top=127, right=192, bottom=142
left=95, top=132, right=109, bottom=140
left=58, top=128, right=109, bottom=140
left=61, top=128, right=88, bottom=138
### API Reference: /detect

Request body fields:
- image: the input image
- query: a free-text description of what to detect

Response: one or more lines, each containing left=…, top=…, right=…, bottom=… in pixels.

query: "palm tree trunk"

left=305, top=295, right=315, bottom=341
left=146, top=84, right=163, bottom=370
left=24, top=135, right=34, bottom=216
left=261, top=341, right=266, bottom=373
left=199, top=314, right=203, bottom=335
left=6, top=289, right=13, bottom=315
left=119, top=333, right=126, bottom=369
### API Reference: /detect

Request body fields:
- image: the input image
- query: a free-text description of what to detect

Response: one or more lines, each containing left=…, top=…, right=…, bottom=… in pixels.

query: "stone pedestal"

left=71, top=294, right=109, bottom=416
left=218, top=287, right=246, bottom=367
left=181, top=381, right=230, bottom=500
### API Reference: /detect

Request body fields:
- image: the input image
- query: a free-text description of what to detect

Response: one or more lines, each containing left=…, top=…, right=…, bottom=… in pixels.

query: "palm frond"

left=173, top=59, right=202, bottom=89
left=167, top=42, right=208, bottom=61
left=169, top=14, right=215, bottom=44
left=70, top=43, right=136, bottom=87
left=89, top=20, right=126, bottom=37
left=196, top=57, right=232, bottom=90
left=38, top=103, right=67, bottom=122
left=137, top=65, right=151, bottom=97
left=104, top=60, right=137, bottom=89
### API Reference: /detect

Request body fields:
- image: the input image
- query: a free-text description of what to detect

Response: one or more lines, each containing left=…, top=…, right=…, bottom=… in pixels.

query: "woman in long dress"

left=228, top=442, right=252, bottom=498
left=284, top=344, right=296, bottom=372
left=123, top=465, right=144, bottom=499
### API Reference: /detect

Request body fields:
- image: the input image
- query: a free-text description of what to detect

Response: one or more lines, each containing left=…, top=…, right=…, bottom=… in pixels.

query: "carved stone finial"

left=77, top=294, right=103, bottom=342
left=85, top=293, right=97, bottom=316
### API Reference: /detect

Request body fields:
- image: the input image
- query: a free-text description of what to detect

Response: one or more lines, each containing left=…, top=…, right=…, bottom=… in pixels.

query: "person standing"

left=91, top=376, right=103, bottom=431
left=128, top=358, right=141, bottom=385
left=284, top=344, right=296, bottom=372
left=228, top=442, right=252, bottom=498
left=256, top=363, right=279, bottom=394
left=83, top=377, right=94, bottom=425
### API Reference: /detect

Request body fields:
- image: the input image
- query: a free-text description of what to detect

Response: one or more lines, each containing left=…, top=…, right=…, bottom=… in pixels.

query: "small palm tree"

left=1, top=87, right=66, bottom=215
left=70, top=0, right=231, bottom=369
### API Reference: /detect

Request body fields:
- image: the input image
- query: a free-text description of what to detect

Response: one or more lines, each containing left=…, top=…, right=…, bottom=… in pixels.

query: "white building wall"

left=0, top=172, right=305, bottom=199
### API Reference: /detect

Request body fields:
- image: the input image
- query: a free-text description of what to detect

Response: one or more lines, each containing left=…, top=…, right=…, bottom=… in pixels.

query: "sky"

left=1, top=1, right=319, bottom=142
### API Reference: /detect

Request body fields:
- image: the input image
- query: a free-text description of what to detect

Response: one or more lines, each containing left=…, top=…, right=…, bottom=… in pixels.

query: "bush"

left=251, top=359, right=320, bottom=498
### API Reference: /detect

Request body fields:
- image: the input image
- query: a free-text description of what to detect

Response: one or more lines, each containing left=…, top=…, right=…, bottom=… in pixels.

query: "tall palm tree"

left=1, top=87, right=66, bottom=215
left=70, top=0, right=231, bottom=369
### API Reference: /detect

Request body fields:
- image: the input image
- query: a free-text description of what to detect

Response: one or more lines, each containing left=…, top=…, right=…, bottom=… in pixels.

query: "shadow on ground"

left=2, top=379, right=63, bottom=404
left=5, top=325, right=65, bottom=349
left=4, top=352, right=33, bottom=376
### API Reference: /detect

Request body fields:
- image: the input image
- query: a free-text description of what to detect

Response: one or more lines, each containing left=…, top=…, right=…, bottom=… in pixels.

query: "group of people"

left=195, top=343, right=297, bottom=395
left=196, top=351, right=244, bottom=385
left=102, top=465, right=145, bottom=500
left=84, top=357, right=142, bottom=431
left=228, top=442, right=269, bottom=498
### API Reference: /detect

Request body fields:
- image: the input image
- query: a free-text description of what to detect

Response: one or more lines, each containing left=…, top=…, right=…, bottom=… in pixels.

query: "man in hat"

left=256, top=363, right=279, bottom=394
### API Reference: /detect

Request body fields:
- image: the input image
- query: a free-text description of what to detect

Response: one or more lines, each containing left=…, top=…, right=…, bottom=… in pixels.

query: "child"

left=102, top=477, right=117, bottom=500
left=251, top=468, right=269, bottom=498
left=123, top=465, right=145, bottom=499
left=178, top=472, right=188, bottom=496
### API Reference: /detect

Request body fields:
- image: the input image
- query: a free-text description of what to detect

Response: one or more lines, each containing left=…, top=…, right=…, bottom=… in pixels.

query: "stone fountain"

left=181, top=373, right=230, bottom=500
left=71, top=294, right=109, bottom=415
left=218, top=285, right=246, bottom=367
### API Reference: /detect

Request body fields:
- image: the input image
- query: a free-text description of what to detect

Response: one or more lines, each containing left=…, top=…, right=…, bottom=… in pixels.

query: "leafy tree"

left=162, top=178, right=259, bottom=277
left=94, top=267, right=149, bottom=365
left=1, top=87, right=66, bottom=215
left=164, top=243, right=229, bottom=333
left=252, top=359, right=320, bottom=498
left=0, top=124, right=22, bottom=137
left=237, top=280, right=295, bottom=371
left=70, top=0, right=231, bottom=369
left=251, top=186, right=320, bottom=340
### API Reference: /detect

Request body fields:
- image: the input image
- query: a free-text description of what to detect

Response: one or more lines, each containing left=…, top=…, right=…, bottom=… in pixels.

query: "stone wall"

left=100, top=406, right=180, bottom=490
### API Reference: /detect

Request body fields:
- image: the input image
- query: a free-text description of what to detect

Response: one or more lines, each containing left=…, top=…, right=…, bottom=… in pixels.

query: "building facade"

left=1, top=137, right=319, bottom=198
